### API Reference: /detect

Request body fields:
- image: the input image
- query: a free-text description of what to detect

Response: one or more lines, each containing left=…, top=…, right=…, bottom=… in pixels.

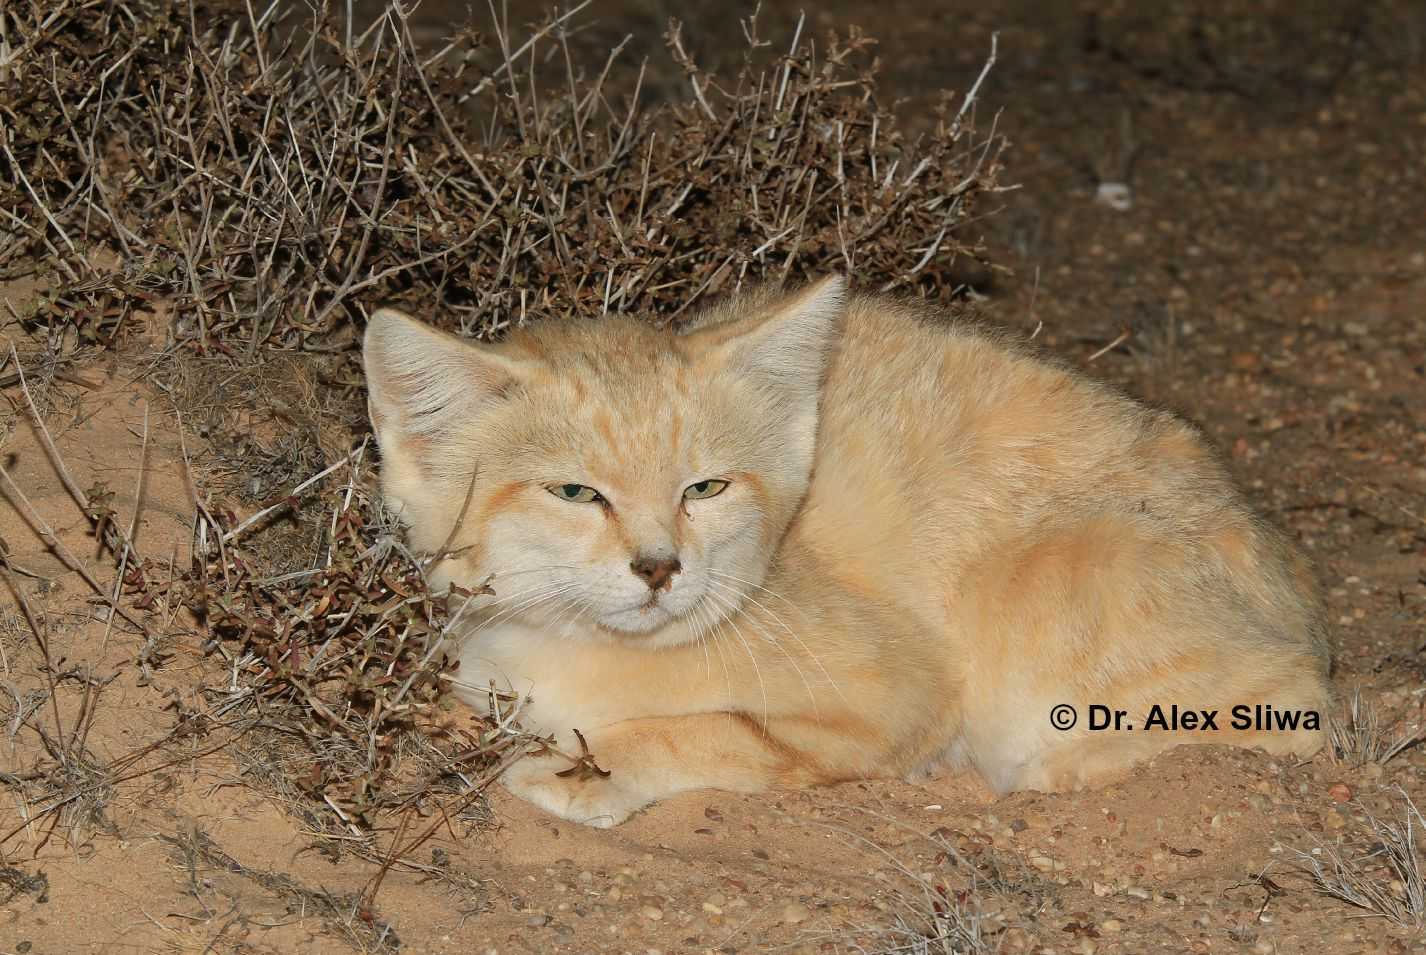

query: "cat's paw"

left=500, top=751, right=649, bottom=828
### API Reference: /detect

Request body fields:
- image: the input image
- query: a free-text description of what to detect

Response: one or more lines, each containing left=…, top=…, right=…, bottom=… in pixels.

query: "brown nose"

left=630, top=555, right=681, bottom=591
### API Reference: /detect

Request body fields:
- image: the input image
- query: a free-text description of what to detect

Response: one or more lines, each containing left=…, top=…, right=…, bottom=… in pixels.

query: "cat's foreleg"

left=500, top=712, right=809, bottom=827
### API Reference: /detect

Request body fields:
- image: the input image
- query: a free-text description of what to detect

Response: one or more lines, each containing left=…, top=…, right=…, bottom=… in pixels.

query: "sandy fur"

left=363, top=277, right=1331, bottom=827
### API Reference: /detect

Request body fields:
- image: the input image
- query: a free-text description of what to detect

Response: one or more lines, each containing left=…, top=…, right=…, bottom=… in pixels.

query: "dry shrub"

left=1294, top=787, right=1426, bottom=927
left=183, top=454, right=530, bottom=840
left=800, top=813, right=1049, bottom=954
left=2, top=0, right=1005, bottom=355
left=1329, top=687, right=1426, bottom=768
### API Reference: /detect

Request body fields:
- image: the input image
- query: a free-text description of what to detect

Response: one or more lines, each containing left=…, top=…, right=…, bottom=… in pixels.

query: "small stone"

left=1328, top=782, right=1353, bottom=802
left=1092, top=881, right=1113, bottom=897
left=1100, top=918, right=1123, bottom=933
left=781, top=901, right=812, bottom=924
left=703, top=901, right=724, bottom=915
left=639, top=904, right=664, bottom=921
left=526, top=914, right=550, bottom=928
left=1001, top=927, right=1031, bottom=952
left=1029, top=854, right=1055, bottom=871
left=1125, top=886, right=1151, bottom=900
left=578, top=870, right=594, bottom=883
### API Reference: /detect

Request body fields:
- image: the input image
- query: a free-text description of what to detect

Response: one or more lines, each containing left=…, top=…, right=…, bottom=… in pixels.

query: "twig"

left=1087, top=328, right=1131, bottom=362
left=221, top=451, right=360, bottom=545
left=8, top=345, right=144, bottom=566
left=101, top=401, right=149, bottom=655
left=0, top=556, right=66, bottom=754
left=0, top=459, right=155, bottom=639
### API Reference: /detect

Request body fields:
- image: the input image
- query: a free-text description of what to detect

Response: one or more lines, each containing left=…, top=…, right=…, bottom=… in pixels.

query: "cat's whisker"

left=444, top=578, right=550, bottom=633
left=707, top=572, right=847, bottom=707
left=704, top=577, right=825, bottom=713
left=708, top=569, right=809, bottom=620
left=468, top=580, right=580, bottom=636
left=689, top=597, right=712, bottom=678
left=545, top=594, right=580, bottom=637
left=466, top=580, right=564, bottom=622
left=440, top=565, right=581, bottom=622
left=550, top=592, right=595, bottom=639
left=703, top=587, right=770, bottom=730
left=701, top=604, right=734, bottom=713
left=695, top=596, right=736, bottom=716
left=487, top=564, right=581, bottom=581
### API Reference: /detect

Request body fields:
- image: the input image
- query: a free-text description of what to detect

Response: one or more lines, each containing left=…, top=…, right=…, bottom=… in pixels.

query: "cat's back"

left=804, top=296, right=1276, bottom=591
left=816, top=297, right=1183, bottom=521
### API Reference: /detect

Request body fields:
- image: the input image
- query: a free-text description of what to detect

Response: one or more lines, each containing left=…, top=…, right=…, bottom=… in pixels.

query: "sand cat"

left=362, top=276, right=1331, bottom=827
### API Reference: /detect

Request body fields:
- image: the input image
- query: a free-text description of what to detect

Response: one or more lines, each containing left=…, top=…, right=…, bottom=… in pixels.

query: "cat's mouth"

left=594, top=592, right=681, bottom=635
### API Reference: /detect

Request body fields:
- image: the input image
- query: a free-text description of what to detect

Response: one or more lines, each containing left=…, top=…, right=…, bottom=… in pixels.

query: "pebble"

left=1100, top=918, right=1123, bottom=933
left=639, top=904, right=664, bottom=921
left=526, top=914, right=550, bottom=928
left=781, top=901, right=812, bottom=924
left=1125, top=886, right=1151, bottom=900
left=1092, top=881, right=1113, bottom=897
left=1328, top=782, right=1354, bottom=802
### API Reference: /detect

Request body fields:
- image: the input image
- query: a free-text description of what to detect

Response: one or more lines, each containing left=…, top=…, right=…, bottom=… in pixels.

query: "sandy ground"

left=4, top=1, right=1426, bottom=953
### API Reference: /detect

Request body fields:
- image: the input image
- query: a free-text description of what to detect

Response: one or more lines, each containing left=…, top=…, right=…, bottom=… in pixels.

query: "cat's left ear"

left=693, top=274, right=847, bottom=403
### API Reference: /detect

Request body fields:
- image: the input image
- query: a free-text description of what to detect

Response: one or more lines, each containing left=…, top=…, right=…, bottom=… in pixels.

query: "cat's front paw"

left=500, top=747, right=649, bottom=828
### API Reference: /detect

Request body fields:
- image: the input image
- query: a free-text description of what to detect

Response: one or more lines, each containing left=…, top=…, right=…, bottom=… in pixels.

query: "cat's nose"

left=630, top=554, right=681, bottom=591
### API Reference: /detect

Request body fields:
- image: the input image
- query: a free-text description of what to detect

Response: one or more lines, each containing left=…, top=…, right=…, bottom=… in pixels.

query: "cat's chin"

left=593, top=604, right=676, bottom=636
left=590, top=602, right=714, bottom=649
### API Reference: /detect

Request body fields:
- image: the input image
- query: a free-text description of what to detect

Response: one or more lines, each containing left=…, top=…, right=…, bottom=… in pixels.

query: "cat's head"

left=362, top=276, right=845, bottom=647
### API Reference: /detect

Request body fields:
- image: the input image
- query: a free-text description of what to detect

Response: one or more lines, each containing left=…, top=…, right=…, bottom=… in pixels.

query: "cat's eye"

left=548, top=483, right=604, bottom=504
left=683, top=479, right=729, bottom=500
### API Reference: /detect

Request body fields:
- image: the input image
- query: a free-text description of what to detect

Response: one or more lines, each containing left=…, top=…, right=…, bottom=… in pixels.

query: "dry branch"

left=2, top=0, right=1005, bottom=353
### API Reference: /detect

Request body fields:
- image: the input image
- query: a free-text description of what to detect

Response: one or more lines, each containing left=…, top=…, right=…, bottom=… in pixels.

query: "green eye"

left=683, top=479, right=729, bottom=500
left=549, top=483, right=603, bottom=504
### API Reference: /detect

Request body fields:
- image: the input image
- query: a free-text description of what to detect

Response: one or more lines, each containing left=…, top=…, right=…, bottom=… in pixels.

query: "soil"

left=3, top=1, right=1425, bottom=954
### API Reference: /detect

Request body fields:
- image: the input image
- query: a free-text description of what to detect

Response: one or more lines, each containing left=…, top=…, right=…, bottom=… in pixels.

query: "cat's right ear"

left=363, top=308, right=526, bottom=464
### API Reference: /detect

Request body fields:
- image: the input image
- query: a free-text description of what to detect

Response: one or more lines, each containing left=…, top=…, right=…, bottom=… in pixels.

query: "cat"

left=362, top=275, right=1332, bottom=827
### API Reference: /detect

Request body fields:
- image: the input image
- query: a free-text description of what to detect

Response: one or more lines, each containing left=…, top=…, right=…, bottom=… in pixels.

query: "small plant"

left=1330, top=687, right=1425, bottom=767
left=1294, top=787, right=1426, bottom=927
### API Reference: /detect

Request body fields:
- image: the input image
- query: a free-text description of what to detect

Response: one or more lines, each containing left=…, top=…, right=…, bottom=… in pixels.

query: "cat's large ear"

left=363, top=307, right=527, bottom=472
left=693, top=274, right=846, bottom=404
left=690, top=274, right=847, bottom=464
